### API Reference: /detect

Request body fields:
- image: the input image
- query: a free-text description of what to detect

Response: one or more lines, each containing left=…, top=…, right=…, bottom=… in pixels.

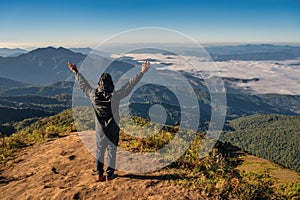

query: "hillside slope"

left=0, top=110, right=299, bottom=199
left=1, top=132, right=299, bottom=199
left=222, top=114, right=300, bottom=172
left=0, top=132, right=203, bottom=200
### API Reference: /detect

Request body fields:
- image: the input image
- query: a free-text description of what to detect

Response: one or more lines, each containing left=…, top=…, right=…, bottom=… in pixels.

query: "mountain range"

left=0, top=45, right=299, bottom=136
left=0, top=45, right=299, bottom=175
left=206, top=44, right=300, bottom=61
left=1, top=44, right=296, bottom=85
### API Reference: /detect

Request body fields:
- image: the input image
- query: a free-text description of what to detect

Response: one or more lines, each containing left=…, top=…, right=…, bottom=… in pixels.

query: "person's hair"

left=97, top=73, right=114, bottom=96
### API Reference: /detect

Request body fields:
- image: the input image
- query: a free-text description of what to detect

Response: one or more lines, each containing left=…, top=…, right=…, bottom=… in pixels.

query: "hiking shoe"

left=97, top=175, right=106, bottom=182
left=106, top=174, right=118, bottom=182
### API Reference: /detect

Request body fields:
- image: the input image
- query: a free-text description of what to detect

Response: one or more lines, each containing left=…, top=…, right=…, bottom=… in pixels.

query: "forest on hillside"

left=222, top=114, right=300, bottom=172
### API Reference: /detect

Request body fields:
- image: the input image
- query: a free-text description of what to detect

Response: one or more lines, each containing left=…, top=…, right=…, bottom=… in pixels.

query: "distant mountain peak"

left=23, top=46, right=84, bottom=59
left=0, top=47, right=86, bottom=84
left=30, top=46, right=71, bottom=53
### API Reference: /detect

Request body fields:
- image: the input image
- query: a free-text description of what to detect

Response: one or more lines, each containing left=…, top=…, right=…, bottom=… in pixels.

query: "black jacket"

left=75, top=71, right=144, bottom=132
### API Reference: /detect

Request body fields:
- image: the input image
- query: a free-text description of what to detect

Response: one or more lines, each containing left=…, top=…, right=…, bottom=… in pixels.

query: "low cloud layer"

left=111, top=53, right=300, bottom=95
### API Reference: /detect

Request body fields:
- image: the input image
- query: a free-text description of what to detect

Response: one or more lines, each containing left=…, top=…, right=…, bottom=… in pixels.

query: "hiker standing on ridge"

left=68, top=61, right=150, bottom=182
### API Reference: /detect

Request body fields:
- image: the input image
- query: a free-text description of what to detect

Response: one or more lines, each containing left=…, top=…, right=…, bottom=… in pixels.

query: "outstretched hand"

left=141, top=61, right=150, bottom=74
left=68, top=62, right=78, bottom=73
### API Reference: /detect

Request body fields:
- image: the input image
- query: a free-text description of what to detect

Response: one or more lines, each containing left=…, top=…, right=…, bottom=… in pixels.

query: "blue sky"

left=0, top=0, right=299, bottom=48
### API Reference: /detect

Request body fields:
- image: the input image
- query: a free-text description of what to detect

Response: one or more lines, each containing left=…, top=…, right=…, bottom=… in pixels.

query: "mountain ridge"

left=0, top=48, right=28, bottom=57
left=0, top=47, right=86, bottom=85
left=0, top=77, right=30, bottom=89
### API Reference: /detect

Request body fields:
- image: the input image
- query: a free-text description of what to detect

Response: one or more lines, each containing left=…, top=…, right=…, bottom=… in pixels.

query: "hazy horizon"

left=1, top=42, right=300, bottom=51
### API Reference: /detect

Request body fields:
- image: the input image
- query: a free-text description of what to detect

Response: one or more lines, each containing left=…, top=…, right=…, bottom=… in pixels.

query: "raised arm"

left=114, top=61, right=150, bottom=100
left=68, top=62, right=94, bottom=98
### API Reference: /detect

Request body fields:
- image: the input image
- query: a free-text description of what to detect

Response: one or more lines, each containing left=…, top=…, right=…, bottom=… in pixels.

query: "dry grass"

left=237, top=155, right=299, bottom=184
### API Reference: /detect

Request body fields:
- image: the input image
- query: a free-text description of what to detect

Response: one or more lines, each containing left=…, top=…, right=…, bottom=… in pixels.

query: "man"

left=68, top=61, right=150, bottom=182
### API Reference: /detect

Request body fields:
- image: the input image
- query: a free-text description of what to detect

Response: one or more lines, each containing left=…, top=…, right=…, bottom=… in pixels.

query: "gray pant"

left=96, top=119, right=120, bottom=176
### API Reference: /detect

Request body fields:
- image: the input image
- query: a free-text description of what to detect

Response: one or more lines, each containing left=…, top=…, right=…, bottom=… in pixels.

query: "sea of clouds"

left=111, top=53, right=300, bottom=95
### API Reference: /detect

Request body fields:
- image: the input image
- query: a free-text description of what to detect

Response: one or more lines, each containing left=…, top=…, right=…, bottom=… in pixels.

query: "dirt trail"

left=0, top=132, right=204, bottom=200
